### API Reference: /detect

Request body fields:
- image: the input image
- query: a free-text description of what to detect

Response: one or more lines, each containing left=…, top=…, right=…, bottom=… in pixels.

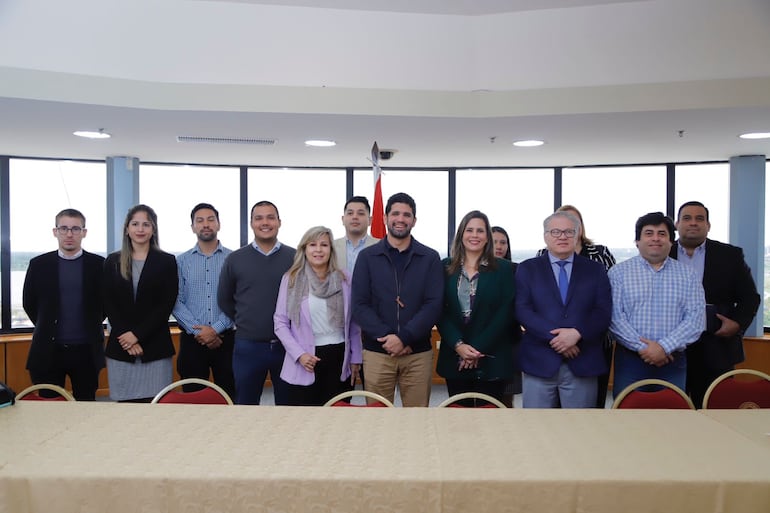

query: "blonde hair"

left=557, top=205, right=592, bottom=246
left=287, top=226, right=344, bottom=287
left=119, top=204, right=160, bottom=280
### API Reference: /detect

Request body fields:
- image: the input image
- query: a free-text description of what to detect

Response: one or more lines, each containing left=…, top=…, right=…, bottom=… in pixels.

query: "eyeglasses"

left=56, top=226, right=83, bottom=235
left=546, top=228, right=577, bottom=238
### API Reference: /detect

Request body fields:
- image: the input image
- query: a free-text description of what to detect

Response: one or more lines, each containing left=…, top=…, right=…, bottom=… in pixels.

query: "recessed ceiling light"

left=513, top=139, right=545, bottom=147
left=739, top=132, right=770, bottom=140
left=73, top=129, right=111, bottom=139
left=305, top=139, right=336, bottom=147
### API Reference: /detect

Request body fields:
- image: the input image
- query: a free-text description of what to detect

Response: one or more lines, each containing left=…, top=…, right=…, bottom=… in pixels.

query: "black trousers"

left=29, top=343, right=99, bottom=401
left=286, top=343, right=352, bottom=406
left=595, top=342, right=614, bottom=408
left=686, top=342, right=732, bottom=409
left=177, top=330, right=236, bottom=400
left=445, top=378, right=506, bottom=407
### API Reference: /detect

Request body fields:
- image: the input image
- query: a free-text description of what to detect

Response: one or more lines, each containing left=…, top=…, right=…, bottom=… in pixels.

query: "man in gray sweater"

left=218, top=201, right=296, bottom=404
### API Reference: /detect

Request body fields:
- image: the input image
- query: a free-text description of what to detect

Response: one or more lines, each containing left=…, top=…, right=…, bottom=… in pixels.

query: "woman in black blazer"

left=103, top=204, right=178, bottom=402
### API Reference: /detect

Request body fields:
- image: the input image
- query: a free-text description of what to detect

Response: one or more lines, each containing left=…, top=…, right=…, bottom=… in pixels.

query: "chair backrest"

left=17, top=384, right=76, bottom=401
left=151, top=378, right=233, bottom=405
left=323, top=390, right=395, bottom=407
left=702, top=369, right=770, bottom=409
left=437, top=392, right=507, bottom=408
left=612, top=379, right=695, bottom=409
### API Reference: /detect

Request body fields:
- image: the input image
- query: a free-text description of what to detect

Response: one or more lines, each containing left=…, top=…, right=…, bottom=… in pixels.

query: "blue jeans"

left=612, top=345, right=687, bottom=398
left=232, top=338, right=289, bottom=405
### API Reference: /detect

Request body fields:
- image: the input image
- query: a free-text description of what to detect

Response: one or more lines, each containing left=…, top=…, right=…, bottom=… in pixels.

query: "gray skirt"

left=106, top=356, right=173, bottom=401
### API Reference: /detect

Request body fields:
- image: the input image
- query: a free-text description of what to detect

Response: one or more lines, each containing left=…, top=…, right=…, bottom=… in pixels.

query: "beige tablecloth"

left=700, top=409, right=770, bottom=449
left=2, top=403, right=770, bottom=513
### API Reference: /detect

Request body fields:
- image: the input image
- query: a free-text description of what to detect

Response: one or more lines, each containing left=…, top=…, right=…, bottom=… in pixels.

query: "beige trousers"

left=362, top=349, right=433, bottom=407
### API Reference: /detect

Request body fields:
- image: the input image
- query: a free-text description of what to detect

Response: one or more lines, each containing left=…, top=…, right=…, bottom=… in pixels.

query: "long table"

left=2, top=402, right=770, bottom=513
left=700, top=408, right=770, bottom=449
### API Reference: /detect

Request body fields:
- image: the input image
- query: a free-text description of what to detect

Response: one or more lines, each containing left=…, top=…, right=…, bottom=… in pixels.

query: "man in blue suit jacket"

left=515, top=211, right=612, bottom=408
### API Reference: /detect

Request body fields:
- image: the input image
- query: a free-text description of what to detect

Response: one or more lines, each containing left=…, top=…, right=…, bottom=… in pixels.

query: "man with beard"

left=173, top=203, right=235, bottom=399
left=352, top=192, right=443, bottom=406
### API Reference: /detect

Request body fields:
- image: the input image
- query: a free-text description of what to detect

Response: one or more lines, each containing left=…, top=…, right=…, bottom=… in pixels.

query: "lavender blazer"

left=274, top=271, right=362, bottom=386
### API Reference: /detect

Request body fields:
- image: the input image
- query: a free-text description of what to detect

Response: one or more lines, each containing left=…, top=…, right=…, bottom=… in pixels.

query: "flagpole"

left=371, top=142, right=386, bottom=239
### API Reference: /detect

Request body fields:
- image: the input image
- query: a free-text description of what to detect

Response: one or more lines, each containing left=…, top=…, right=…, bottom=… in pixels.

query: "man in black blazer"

left=671, top=201, right=760, bottom=408
left=22, top=209, right=106, bottom=400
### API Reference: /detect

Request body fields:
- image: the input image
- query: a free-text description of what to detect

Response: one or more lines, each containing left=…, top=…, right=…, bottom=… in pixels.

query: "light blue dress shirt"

left=548, top=252, right=574, bottom=284
left=252, top=240, right=282, bottom=256
left=345, top=236, right=369, bottom=274
left=173, top=242, right=234, bottom=335
left=608, top=255, right=705, bottom=354
left=676, top=240, right=706, bottom=281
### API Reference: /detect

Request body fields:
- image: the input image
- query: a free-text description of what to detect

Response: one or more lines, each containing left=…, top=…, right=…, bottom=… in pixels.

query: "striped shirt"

left=608, top=255, right=705, bottom=354
left=173, top=242, right=234, bottom=335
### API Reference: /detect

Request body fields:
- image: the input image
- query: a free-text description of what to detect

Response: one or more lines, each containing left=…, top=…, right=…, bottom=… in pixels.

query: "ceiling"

left=0, top=0, right=769, bottom=169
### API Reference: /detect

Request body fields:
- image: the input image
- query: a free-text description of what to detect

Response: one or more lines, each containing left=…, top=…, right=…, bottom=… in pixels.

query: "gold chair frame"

left=702, top=368, right=770, bottom=409
left=437, top=392, right=507, bottom=408
left=611, top=378, right=695, bottom=409
left=323, top=390, right=395, bottom=407
left=151, top=377, right=234, bottom=405
left=17, top=383, right=76, bottom=401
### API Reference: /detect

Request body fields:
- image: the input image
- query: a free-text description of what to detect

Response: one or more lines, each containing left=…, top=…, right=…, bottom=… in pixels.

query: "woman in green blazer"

left=436, top=210, right=518, bottom=403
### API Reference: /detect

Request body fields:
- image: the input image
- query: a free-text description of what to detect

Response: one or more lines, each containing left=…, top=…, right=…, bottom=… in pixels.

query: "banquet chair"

left=323, top=390, right=395, bottom=407
left=612, top=379, right=695, bottom=409
left=702, top=369, right=770, bottom=409
left=437, top=392, right=507, bottom=408
left=151, top=378, right=233, bottom=405
left=17, top=383, right=76, bottom=401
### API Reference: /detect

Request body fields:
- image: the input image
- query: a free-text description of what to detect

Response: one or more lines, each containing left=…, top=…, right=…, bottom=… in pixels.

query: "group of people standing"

left=515, top=203, right=759, bottom=409
left=22, top=194, right=759, bottom=409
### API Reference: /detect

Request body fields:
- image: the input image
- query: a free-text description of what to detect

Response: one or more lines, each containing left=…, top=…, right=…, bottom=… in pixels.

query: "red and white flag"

left=371, top=142, right=386, bottom=239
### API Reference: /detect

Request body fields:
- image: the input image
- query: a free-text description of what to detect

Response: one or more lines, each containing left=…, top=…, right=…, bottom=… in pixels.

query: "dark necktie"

left=557, top=260, right=569, bottom=304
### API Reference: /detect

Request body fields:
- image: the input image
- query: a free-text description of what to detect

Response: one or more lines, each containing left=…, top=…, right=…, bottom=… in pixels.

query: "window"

left=139, top=164, right=240, bottom=253
left=9, top=159, right=107, bottom=328
left=247, top=168, right=346, bottom=249
left=456, top=169, right=554, bottom=262
left=354, top=169, right=449, bottom=257
left=562, top=166, right=667, bottom=263
left=674, top=163, right=729, bottom=242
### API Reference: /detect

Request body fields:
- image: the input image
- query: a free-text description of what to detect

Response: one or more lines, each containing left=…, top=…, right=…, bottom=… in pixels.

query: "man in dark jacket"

left=671, top=201, right=760, bottom=408
left=352, top=192, right=443, bottom=406
left=23, top=208, right=105, bottom=400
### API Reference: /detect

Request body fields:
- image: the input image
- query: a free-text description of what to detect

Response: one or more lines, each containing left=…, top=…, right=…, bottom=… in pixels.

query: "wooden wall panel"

left=5, top=340, right=32, bottom=394
left=737, top=337, right=770, bottom=375
left=0, top=341, right=5, bottom=384
left=1, top=331, right=182, bottom=397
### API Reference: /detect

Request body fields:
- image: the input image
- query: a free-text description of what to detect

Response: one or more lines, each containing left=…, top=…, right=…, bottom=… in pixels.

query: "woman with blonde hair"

left=103, top=204, right=178, bottom=402
left=274, top=226, right=362, bottom=406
